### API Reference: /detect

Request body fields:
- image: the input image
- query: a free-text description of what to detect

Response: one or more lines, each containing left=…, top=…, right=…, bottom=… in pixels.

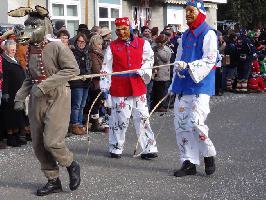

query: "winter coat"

left=89, top=47, right=104, bottom=90
left=2, top=53, right=26, bottom=101
left=224, top=41, right=238, bottom=68
left=0, top=56, right=2, bottom=91
left=1, top=53, right=27, bottom=129
left=153, top=45, right=171, bottom=81
left=69, top=45, right=91, bottom=88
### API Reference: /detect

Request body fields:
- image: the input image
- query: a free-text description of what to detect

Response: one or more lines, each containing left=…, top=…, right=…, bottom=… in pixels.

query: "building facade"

left=0, top=0, right=226, bottom=37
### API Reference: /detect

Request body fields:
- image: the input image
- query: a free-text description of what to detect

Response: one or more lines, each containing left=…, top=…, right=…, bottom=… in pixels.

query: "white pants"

left=174, top=94, right=216, bottom=165
left=109, top=95, right=158, bottom=155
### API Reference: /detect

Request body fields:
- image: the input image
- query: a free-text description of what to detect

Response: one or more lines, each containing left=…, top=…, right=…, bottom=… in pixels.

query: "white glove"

left=136, top=69, right=151, bottom=84
left=174, top=61, right=188, bottom=71
left=100, top=71, right=110, bottom=92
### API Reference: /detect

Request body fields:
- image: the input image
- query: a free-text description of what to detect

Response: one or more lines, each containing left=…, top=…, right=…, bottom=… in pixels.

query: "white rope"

left=133, top=94, right=169, bottom=157
left=71, top=62, right=180, bottom=81
left=85, top=91, right=102, bottom=159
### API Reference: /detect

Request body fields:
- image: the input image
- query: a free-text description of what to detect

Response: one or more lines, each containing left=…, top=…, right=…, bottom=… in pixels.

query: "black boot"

left=15, top=132, right=27, bottom=145
left=7, top=134, right=21, bottom=147
left=140, top=153, right=158, bottom=160
left=110, top=152, right=121, bottom=159
left=174, top=160, right=197, bottom=177
left=90, top=118, right=105, bottom=132
left=36, top=178, right=62, bottom=196
left=67, top=161, right=81, bottom=191
left=204, top=156, right=215, bottom=175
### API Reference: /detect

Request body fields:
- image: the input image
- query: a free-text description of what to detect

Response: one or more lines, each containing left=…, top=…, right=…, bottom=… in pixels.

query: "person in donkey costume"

left=168, top=0, right=217, bottom=177
left=100, top=17, right=158, bottom=159
left=9, top=6, right=81, bottom=196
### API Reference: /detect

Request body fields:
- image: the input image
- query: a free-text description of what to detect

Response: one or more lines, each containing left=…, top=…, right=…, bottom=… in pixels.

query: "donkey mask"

left=8, top=5, right=53, bottom=44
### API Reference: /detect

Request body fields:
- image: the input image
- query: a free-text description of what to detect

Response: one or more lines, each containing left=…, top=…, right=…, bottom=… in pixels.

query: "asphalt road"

left=0, top=93, right=265, bottom=200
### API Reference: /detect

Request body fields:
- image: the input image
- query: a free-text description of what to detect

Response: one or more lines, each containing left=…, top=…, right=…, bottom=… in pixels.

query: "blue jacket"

left=172, top=22, right=215, bottom=96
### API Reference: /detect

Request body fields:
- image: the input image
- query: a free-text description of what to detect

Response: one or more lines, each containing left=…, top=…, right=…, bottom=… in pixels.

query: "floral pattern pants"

left=174, top=94, right=216, bottom=165
left=109, top=95, right=158, bottom=155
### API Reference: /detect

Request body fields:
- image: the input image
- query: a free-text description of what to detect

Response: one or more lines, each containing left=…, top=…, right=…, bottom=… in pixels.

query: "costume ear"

left=35, top=5, right=49, bottom=17
left=8, top=7, right=33, bottom=17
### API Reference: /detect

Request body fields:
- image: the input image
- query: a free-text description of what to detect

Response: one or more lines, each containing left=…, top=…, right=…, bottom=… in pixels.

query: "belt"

left=113, top=73, right=138, bottom=77
left=31, top=75, right=46, bottom=84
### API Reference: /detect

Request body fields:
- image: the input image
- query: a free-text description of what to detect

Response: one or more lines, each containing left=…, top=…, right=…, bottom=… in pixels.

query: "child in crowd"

left=247, top=57, right=266, bottom=92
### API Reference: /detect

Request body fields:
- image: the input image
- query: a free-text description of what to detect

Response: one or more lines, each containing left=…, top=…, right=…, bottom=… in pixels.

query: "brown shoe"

left=71, top=124, right=86, bottom=135
left=79, top=125, right=87, bottom=134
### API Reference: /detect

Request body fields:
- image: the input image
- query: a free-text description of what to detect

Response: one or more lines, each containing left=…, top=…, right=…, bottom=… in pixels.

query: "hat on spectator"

left=54, top=20, right=65, bottom=31
left=100, top=27, right=111, bottom=37
left=160, top=30, right=171, bottom=37
left=76, top=24, right=88, bottom=31
left=115, top=17, right=130, bottom=27
left=186, top=0, right=206, bottom=15
left=1, top=30, right=15, bottom=40
left=155, top=34, right=168, bottom=44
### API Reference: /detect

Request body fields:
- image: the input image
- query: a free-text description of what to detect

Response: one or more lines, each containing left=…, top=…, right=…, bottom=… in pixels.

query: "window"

left=52, top=4, right=64, bottom=16
left=97, top=0, right=122, bottom=39
left=67, top=5, right=78, bottom=16
left=99, top=7, right=108, bottom=18
left=111, top=8, right=119, bottom=18
left=49, top=0, right=81, bottom=37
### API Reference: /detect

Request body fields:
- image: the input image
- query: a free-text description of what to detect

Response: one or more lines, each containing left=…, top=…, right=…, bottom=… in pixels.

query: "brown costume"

left=10, top=6, right=81, bottom=195
left=15, top=41, right=79, bottom=178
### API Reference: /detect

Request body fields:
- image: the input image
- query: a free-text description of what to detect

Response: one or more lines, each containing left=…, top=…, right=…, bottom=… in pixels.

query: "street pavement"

left=0, top=93, right=265, bottom=200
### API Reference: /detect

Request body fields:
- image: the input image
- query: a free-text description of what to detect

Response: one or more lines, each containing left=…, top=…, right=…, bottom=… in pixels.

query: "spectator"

left=100, top=27, right=112, bottom=53
left=87, top=34, right=105, bottom=132
left=223, top=33, right=238, bottom=91
left=151, top=34, right=172, bottom=112
left=91, top=26, right=101, bottom=34
left=69, top=24, right=89, bottom=45
left=53, top=20, right=66, bottom=36
left=1, top=40, right=28, bottom=147
left=57, top=29, right=70, bottom=47
left=247, top=57, right=266, bottom=92
left=132, top=29, right=140, bottom=37
left=236, top=29, right=256, bottom=93
left=141, top=26, right=152, bottom=44
left=151, top=27, right=159, bottom=42
left=0, top=53, right=7, bottom=149
left=69, top=33, right=91, bottom=135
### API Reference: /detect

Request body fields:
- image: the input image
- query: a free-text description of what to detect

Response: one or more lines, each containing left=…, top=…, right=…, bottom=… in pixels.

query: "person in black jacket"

left=222, top=33, right=238, bottom=91
left=69, top=33, right=91, bottom=135
left=1, top=40, right=28, bottom=146
left=236, top=29, right=256, bottom=92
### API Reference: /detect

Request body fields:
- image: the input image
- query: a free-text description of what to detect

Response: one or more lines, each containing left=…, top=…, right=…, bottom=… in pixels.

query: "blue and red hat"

left=186, top=0, right=206, bottom=15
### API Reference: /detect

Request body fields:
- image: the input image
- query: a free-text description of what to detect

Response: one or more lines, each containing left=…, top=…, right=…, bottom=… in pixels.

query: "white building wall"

left=149, top=5, right=164, bottom=31
left=0, top=0, right=9, bottom=24
left=86, top=0, right=95, bottom=28
left=206, top=7, right=218, bottom=29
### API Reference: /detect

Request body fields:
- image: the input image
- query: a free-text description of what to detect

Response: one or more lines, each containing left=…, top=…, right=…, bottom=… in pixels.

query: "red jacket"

left=109, top=37, right=147, bottom=97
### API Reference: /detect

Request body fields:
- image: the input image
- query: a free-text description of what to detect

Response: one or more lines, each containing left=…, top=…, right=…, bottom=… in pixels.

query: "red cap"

left=115, top=17, right=130, bottom=27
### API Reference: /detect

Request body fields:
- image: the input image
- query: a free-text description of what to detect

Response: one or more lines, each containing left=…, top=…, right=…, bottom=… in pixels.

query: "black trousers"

left=151, top=80, right=168, bottom=110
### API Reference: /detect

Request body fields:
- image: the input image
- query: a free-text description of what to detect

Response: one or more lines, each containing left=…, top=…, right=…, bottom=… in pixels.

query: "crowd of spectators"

left=0, top=19, right=265, bottom=149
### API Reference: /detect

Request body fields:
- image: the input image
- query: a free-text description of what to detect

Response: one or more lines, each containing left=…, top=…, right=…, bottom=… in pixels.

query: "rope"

left=133, top=94, right=169, bottom=157
left=71, top=62, right=178, bottom=81
left=85, top=91, right=103, bottom=159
